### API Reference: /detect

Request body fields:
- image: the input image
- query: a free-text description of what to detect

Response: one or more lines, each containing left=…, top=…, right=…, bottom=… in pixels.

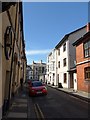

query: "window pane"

left=84, top=40, right=90, bottom=57
left=88, top=40, right=90, bottom=47
left=58, top=49, right=60, bottom=55
left=84, top=43, right=88, bottom=49
left=85, top=49, right=88, bottom=57
left=58, top=61, right=60, bottom=68
left=63, top=58, right=66, bottom=66
left=89, top=48, right=90, bottom=56
left=89, top=72, right=90, bottom=78
left=85, top=67, right=90, bottom=80
left=64, top=73, right=67, bottom=83
left=63, top=43, right=66, bottom=52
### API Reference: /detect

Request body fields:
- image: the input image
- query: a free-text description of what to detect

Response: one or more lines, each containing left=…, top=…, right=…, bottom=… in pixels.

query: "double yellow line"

left=34, top=103, right=45, bottom=120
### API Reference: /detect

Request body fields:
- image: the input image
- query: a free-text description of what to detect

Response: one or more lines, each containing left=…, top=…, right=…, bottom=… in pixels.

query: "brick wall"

left=76, top=40, right=90, bottom=92
left=77, top=63, right=90, bottom=92
left=76, top=38, right=90, bottom=63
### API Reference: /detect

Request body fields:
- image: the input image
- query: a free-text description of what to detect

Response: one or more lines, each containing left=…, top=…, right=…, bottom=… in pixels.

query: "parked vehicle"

left=28, top=81, right=47, bottom=96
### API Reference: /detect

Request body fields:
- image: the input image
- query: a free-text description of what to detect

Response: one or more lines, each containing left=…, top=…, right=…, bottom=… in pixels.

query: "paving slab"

left=4, top=84, right=28, bottom=119
left=7, top=112, right=27, bottom=118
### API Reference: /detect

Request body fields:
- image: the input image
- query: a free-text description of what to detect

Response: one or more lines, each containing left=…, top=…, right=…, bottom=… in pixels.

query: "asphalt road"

left=28, top=86, right=89, bottom=119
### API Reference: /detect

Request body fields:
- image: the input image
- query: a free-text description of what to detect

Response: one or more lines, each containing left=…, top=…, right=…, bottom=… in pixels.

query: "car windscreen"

left=32, top=82, right=42, bottom=87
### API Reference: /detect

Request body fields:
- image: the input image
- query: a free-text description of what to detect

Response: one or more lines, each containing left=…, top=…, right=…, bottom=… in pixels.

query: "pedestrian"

left=20, top=78, right=23, bottom=89
left=46, top=80, right=47, bottom=85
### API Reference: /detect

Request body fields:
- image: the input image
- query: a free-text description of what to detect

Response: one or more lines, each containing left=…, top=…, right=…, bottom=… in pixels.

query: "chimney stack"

left=86, top=23, right=90, bottom=32
left=40, top=60, right=42, bottom=63
left=33, top=61, right=34, bottom=64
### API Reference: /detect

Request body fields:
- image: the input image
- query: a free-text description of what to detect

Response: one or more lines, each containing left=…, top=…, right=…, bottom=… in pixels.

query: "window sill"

left=84, top=79, right=90, bottom=83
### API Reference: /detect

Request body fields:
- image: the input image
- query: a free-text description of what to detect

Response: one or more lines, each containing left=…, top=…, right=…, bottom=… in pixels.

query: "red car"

left=29, top=81, right=47, bottom=96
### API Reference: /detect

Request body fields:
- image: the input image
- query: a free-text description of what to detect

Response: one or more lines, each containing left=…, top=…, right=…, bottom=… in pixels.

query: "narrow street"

left=1, top=2, right=90, bottom=120
left=4, top=84, right=89, bottom=119
left=28, top=86, right=89, bottom=119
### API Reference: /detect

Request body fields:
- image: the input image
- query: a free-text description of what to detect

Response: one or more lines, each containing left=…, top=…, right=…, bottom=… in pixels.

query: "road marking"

left=34, top=103, right=45, bottom=120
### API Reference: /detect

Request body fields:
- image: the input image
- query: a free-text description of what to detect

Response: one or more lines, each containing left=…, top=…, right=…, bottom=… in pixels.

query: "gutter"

left=48, top=85, right=90, bottom=102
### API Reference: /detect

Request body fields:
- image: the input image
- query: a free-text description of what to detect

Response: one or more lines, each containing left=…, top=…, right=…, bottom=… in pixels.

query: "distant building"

left=26, top=65, right=33, bottom=81
left=46, top=49, right=57, bottom=85
left=73, top=23, right=90, bottom=93
left=26, top=60, right=46, bottom=82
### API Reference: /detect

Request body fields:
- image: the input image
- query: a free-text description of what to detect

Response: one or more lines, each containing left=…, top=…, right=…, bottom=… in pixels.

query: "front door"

left=70, top=73, right=74, bottom=88
left=73, top=73, right=77, bottom=91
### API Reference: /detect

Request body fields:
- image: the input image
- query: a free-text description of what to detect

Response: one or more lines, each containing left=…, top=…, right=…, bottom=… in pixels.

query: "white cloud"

left=26, top=49, right=52, bottom=55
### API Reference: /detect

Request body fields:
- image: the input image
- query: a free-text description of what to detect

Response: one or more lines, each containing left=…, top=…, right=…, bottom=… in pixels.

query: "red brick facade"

left=77, top=63, right=90, bottom=92
left=75, top=33, right=90, bottom=93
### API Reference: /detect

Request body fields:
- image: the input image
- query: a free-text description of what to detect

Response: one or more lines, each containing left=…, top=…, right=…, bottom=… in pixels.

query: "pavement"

left=2, top=84, right=28, bottom=119
left=48, top=84, right=90, bottom=102
left=2, top=83, right=90, bottom=119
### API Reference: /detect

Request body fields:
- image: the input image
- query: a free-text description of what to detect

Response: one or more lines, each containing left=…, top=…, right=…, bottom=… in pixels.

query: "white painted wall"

left=56, top=40, right=70, bottom=88
left=73, top=73, right=77, bottom=91
left=47, top=26, right=86, bottom=89
left=46, top=49, right=57, bottom=85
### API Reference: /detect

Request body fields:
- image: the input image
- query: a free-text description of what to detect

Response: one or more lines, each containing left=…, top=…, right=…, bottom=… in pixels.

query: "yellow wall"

left=1, top=3, right=27, bottom=117
left=0, top=5, right=2, bottom=114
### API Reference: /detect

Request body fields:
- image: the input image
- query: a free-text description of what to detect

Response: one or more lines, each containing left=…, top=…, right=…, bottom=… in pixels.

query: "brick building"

left=73, top=23, right=90, bottom=93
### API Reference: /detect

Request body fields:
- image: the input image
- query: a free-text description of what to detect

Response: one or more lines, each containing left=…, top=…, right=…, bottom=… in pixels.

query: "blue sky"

left=23, top=2, right=88, bottom=64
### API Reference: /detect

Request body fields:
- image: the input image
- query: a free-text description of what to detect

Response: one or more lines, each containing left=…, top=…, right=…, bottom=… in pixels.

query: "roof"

left=55, top=25, right=86, bottom=49
left=48, top=52, right=52, bottom=56
left=33, top=62, right=46, bottom=65
left=55, top=35, right=69, bottom=48
left=73, top=31, right=90, bottom=46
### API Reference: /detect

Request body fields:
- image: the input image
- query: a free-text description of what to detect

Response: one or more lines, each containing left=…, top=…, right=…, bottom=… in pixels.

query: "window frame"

left=84, top=40, right=90, bottom=58
left=84, top=67, right=90, bottom=81
left=58, top=48, right=60, bottom=55
left=58, top=61, right=60, bottom=68
left=63, top=43, right=66, bottom=52
left=64, top=73, right=67, bottom=83
left=63, top=58, right=66, bottom=67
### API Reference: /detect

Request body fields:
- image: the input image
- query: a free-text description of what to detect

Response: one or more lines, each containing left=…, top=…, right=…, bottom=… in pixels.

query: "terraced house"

left=46, top=49, right=57, bottom=85
left=27, top=60, right=46, bottom=83
left=73, top=23, right=90, bottom=93
left=0, top=2, right=27, bottom=117
left=47, top=25, right=87, bottom=91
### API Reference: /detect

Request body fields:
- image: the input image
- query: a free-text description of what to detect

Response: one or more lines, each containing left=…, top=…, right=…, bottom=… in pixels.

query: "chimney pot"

left=87, top=23, right=90, bottom=32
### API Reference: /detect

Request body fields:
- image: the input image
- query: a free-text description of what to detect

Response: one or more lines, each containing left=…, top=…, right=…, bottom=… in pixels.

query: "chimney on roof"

left=40, top=60, right=42, bottom=63
left=33, top=61, right=34, bottom=64
left=86, top=23, right=90, bottom=32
